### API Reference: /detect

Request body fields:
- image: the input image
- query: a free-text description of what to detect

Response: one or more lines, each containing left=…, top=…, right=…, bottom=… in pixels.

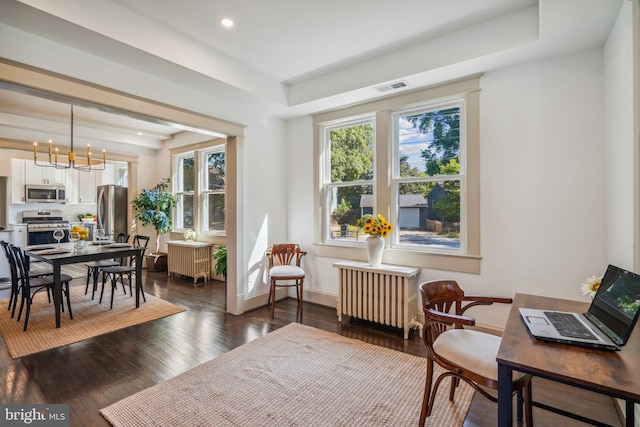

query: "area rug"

left=0, top=285, right=185, bottom=358
left=30, top=262, right=88, bottom=279
left=101, top=322, right=473, bottom=426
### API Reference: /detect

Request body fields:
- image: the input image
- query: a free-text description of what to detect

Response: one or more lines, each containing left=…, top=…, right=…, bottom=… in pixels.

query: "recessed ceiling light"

left=137, top=132, right=144, bottom=136
left=221, top=18, right=234, bottom=28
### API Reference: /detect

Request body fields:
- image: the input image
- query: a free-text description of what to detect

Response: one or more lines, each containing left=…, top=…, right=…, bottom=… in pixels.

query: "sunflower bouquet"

left=357, top=214, right=393, bottom=237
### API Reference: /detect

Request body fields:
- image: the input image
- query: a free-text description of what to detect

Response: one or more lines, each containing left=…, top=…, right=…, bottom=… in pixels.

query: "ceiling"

left=0, top=0, right=625, bottom=153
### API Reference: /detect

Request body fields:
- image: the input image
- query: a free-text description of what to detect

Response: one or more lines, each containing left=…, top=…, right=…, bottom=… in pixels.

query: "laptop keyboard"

left=544, top=312, right=599, bottom=340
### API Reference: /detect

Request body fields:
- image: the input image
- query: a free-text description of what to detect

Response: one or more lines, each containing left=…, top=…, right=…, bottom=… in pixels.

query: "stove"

left=22, top=210, right=70, bottom=245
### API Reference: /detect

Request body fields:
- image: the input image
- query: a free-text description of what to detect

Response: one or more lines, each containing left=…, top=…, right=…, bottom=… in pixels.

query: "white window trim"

left=173, top=151, right=196, bottom=231
left=313, top=75, right=481, bottom=274
left=199, top=146, right=226, bottom=235
left=321, top=116, right=376, bottom=244
left=390, top=99, right=466, bottom=254
left=171, top=138, right=227, bottom=237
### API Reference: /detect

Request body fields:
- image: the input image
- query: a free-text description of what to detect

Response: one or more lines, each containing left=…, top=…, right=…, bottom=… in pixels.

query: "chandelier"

left=33, top=105, right=106, bottom=172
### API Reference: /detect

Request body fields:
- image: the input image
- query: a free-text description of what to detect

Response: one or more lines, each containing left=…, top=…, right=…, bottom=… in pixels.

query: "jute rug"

left=0, top=285, right=185, bottom=359
left=101, top=322, right=473, bottom=426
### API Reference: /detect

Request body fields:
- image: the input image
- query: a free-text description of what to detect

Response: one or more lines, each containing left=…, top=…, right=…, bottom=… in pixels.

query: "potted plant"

left=131, top=178, right=178, bottom=271
left=212, top=245, right=227, bottom=281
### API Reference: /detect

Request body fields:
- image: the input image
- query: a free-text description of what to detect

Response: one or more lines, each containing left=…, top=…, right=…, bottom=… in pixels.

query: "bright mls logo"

left=1, top=405, right=69, bottom=426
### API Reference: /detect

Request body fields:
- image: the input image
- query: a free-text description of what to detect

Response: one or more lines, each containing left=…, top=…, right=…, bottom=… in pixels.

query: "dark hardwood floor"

left=0, top=271, right=623, bottom=426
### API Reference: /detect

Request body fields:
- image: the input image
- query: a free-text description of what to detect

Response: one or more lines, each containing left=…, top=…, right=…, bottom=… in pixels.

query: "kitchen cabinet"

left=0, top=230, right=13, bottom=280
left=11, top=159, right=67, bottom=204
left=100, top=163, right=117, bottom=186
left=67, top=169, right=99, bottom=204
left=11, top=224, right=27, bottom=248
left=10, top=159, right=25, bottom=204
left=11, top=158, right=119, bottom=205
left=25, top=161, right=66, bottom=185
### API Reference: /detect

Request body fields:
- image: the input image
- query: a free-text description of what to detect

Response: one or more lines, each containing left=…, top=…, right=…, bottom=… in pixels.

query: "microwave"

left=25, top=184, right=66, bottom=204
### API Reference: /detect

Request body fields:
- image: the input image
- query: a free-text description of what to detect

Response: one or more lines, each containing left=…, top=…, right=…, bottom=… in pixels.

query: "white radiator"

left=167, top=241, right=213, bottom=285
left=333, top=261, right=421, bottom=339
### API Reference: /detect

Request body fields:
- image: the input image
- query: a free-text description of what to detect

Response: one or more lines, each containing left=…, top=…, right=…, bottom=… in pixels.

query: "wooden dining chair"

left=84, top=232, right=130, bottom=299
left=419, top=280, right=533, bottom=427
left=11, top=245, right=73, bottom=331
left=266, top=243, right=306, bottom=318
left=99, top=235, right=150, bottom=309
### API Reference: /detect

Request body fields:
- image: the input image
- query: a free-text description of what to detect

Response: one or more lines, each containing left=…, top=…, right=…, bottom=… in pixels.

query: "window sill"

left=313, top=242, right=481, bottom=274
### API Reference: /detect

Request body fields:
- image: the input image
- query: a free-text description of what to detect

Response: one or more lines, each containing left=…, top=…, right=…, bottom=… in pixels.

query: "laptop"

left=520, top=264, right=640, bottom=351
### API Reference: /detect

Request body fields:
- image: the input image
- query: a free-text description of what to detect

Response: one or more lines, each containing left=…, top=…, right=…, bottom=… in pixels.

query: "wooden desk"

left=497, top=293, right=640, bottom=427
left=26, top=244, right=145, bottom=328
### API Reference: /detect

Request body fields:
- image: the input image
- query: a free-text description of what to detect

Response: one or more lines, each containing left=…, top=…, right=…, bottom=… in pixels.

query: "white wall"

left=603, top=2, right=637, bottom=424
left=241, top=115, right=288, bottom=303
left=604, top=1, right=633, bottom=271
left=292, top=48, right=609, bottom=328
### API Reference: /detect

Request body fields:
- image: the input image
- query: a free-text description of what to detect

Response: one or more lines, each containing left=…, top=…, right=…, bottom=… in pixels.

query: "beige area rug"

left=101, top=322, right=473, bottom=427
left=0, top=285, right=185, bottom=359
left=30, top=261, right=88, bottom=279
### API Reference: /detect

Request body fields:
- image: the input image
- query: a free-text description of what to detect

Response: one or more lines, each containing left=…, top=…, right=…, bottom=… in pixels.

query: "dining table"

left=25, top=242, right=146, bottom=328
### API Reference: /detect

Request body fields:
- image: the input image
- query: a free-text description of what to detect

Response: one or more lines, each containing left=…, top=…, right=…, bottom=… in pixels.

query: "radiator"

left=167, top=241, right=213, bottom=285
left=333, top=261, right=422, bottom=339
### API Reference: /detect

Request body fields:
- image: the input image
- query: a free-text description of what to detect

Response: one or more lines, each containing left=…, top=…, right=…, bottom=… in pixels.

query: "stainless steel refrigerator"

left=97, top=185, right=128, bottom=238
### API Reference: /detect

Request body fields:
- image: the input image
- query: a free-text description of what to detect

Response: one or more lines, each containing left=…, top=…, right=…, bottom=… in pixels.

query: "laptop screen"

left=586, top=265, right=640, bottom=345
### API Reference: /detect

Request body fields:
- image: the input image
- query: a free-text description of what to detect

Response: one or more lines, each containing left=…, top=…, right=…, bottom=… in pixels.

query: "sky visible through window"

left=398, top=116, right=431, bottom=172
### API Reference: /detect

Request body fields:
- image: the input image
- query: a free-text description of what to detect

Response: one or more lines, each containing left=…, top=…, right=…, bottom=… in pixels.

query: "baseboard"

left=243, top=288, right=337, bottom=313
left=303, top=288, right=338, bottom=309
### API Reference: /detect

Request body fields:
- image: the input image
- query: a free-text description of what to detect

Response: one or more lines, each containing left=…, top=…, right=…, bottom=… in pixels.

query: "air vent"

left=375, top=80, right=409, bottom=93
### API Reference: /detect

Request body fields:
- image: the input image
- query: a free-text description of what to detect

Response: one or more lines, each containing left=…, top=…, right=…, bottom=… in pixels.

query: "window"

left=174, top=152, right=195, bottom=229
left=314, top=76, right=480, bottom=273
left=394, top=103, right=463, bottom=250
left=324, top=119, right=375, bottom=242
left=173, top=146, right=226, bottom=234
left=201, top=148, right=225, bottom=232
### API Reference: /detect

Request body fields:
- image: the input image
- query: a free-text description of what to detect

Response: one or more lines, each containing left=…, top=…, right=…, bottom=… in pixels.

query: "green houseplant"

left=131, top=178, right=178, bottom=268
left=212, top=245, right=227, bottom=281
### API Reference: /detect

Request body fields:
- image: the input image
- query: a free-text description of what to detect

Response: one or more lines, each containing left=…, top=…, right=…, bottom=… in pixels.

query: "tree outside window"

left=326, top=121, right=374, bottom=241
left=396, top=105, right=462, bottom=248
left=172, top=146, right=226, bottom=234
left=175, top=154, right=194, bottom=229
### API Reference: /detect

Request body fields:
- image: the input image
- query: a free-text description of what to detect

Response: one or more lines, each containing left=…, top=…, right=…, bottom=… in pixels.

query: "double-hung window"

left=324, top=118, right=375, bottom=242
left=174, top=152, right=195, bottom=229
left=314, top=75, right=480, bottom=273
left=201, top=148, right=225, bottom=232
left=393, top=102, right=463, bottom=251
left=172, top=145, right=226, bottom=235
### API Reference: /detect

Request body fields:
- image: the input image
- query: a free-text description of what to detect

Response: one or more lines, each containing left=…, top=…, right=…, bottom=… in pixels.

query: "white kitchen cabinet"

left=100, top=163, right=117, bottom=186
left=64, top=168, right=100, bottom=205
left=10, top=158, right=25, bottom=204
left=78, top=170, right=99, bottom=204
left=11, top=224, right=27, bottom=248
left=25, top=161, right=66, bottom=185
left=0, top=230, right=13, bottom=280
left=12, top=159, right=67, bottom=204
left=65, top=168, right=79, bottom=204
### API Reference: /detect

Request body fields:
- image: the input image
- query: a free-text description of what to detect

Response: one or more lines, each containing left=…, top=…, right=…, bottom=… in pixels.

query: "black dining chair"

left=99, top=235, right=150, bottom=309
left=1, top=240, right=56, bottom=318
left=84, top=232, right=130, bottom=300
left=11, top=245, right=74, bottom=331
